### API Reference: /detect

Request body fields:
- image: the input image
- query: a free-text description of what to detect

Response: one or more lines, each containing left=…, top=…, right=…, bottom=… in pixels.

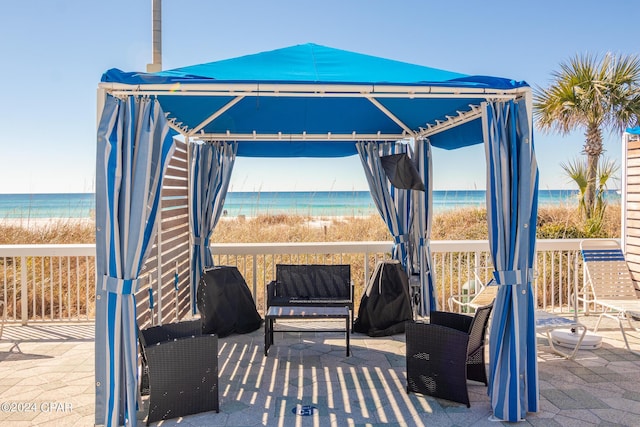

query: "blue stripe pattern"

left=95, top=95, right=176, bottom=427
left=357, top=141, right=410, bottom=268
left=581, top=249, right=625, bottom=262
left=189, top=142, right=237, bottom=314
left=483, top=99, right=539, bottom=421
left=357, top=139, right=437, bottom=316
left=414, top=139, right=437, bottom=314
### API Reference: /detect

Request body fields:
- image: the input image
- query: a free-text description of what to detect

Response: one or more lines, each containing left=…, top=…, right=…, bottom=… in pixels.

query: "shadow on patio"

left=0, top=316, right=639, bottom=426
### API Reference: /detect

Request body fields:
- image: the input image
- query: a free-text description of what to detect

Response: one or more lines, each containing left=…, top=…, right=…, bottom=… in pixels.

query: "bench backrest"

left=275, top=264, right=351, bottom=300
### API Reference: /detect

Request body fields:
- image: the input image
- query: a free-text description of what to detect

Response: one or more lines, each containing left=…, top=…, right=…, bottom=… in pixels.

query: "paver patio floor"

left=0, top=314, right=639, bottom=426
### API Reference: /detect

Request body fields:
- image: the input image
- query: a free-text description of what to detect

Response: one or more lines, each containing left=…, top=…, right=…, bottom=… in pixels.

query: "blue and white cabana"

left=96, top=43, right=538, bottom=425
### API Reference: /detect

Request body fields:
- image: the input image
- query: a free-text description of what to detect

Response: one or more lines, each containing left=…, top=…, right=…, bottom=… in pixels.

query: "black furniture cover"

left=353, top=260, right=413, bottom=336
left=197, top=266, right=262, bottom=337
left=380, top=153, right=425, bottom=191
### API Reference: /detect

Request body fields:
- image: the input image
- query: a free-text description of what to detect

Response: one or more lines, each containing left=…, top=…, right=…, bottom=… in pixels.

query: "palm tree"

left=561, top=157, right=619, bottom=220
left=534, top=53, right=640, bottom=218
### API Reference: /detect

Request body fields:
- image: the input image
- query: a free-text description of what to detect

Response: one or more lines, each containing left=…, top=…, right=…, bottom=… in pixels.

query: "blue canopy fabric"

left=189, top=141, right=237, bottom=314
left=627, top=127, right=640, bottom=135
left=101, top=43, right=528, bottom=155
left=483, top=99, right=539, bottom=421
left=102, top=43, right=509, bottom=85
left=95, top=95, right=177, bottom=426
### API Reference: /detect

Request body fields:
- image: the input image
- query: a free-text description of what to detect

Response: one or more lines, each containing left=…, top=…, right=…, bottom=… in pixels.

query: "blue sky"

left=0, top=0, right=637, bottom=193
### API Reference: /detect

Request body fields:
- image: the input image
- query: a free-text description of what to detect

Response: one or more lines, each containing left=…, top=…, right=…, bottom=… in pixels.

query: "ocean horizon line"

left=0, top=190, right=620, bottom=220
left=0, top=188, right=620, bottom=196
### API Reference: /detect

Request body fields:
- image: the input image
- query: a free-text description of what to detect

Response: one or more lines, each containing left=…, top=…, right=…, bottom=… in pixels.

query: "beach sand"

left=0, top=217, right=95, bottom=229
left=0, top=215, right=339, bottom=230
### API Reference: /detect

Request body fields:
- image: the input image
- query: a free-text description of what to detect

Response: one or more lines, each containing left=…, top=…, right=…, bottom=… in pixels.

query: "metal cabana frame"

left=101, top=81, right=522, bottom=142
left=95, top=43, right=538, bottom=426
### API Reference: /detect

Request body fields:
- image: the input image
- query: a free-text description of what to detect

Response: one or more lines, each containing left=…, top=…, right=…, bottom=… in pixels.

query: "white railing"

left=0, top=239, right=592, bottom=324
left=0, top=244, right=96, bottom=324
left=211, top=239, right=587, bottom=314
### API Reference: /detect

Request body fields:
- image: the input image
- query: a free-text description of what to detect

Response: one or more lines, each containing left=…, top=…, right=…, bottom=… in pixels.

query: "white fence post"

left=20, top=255, right=28, bottom=325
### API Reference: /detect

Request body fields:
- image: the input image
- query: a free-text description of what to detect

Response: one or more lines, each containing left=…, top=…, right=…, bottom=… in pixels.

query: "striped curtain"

left=412, top=138, right=437, bottom=315
left=95, top=95, right=177, bottom=426
left=357, top=141, right=411, bottom=268
left=483, top=99, right=539, bottom=421
left=189, top=141, right=237, bottom=313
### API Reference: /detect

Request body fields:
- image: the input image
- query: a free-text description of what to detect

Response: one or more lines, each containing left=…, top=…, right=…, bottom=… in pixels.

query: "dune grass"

left=0, top=204, right=621, bottom=244
left=209, top=204, right=621, bottom=243
left=0, top=219, right=95, bottom=245
left=0, top=204, right=620, bottom=320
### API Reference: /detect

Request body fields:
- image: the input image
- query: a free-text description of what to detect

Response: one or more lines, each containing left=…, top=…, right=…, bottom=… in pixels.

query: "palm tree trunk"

left=583, top=125, right=603, bottom=219
left=584, top=154, right=598, bottom=218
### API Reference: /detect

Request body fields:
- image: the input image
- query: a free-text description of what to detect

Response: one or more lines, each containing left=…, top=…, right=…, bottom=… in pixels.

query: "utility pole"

left=146, top=0, right=162, bottom=72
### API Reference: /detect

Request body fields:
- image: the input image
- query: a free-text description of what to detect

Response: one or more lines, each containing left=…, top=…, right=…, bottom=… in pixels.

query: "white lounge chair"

left=580, top=239, right=640, bottom=356
left=448, top=269, right=499, bottom=313
left=448, top=271, right=589, bottom=359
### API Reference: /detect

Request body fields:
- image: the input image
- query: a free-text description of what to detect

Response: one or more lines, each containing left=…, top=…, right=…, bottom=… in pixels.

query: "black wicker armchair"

left=405, top=302, right=493, bottom=407
left=138, top=320, right=219, bottom=425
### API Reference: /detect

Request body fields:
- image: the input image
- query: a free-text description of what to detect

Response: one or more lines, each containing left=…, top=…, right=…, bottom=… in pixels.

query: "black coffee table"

left=264, top=306, right=350, bottom=357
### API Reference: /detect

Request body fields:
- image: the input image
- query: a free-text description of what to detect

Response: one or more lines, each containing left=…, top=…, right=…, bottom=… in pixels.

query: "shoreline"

left=0, top=217, right=95, bottom=229
left=0, top=215, right=356, bottom=230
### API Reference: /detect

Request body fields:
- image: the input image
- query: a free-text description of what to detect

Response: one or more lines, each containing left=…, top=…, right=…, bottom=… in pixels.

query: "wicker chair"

left=406, top=302, right=493, bottom=407
left=138, top=320, right=219, bottom=425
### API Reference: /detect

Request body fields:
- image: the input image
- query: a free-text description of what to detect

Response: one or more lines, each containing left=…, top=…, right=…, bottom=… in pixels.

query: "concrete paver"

left=0, top=315, right=638, bottom=426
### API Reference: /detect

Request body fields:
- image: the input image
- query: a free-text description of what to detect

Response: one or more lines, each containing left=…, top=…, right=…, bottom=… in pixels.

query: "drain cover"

left=292, top=405, right=317, bottom=416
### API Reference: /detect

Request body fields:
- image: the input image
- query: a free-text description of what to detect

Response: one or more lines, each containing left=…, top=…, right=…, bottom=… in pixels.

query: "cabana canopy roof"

left=100, top=43, right=529, bottom=157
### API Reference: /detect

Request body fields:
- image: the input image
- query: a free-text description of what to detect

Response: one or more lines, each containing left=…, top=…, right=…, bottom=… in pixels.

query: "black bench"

left=266, top=264, right=354, bottom=327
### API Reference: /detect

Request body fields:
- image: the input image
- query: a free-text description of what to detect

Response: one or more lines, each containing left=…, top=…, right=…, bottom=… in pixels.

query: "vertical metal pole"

left=147, top=0, right=162, bottom=72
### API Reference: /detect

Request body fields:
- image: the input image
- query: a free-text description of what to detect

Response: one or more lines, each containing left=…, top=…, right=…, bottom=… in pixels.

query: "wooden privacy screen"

left=624, top=135, right=640, bottom=295
left=137, top=139, right=191, bottom=327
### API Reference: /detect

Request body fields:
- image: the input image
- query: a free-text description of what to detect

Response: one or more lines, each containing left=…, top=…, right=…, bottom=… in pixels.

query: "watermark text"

left=0, top=402, right=73, bottom=413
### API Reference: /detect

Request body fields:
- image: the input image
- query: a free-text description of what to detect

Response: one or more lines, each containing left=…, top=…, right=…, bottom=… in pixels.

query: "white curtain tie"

left=102, top=275, right=139, bottom=295
left=191, top=235, right=207, bottom=245
left=393, top=234, right=409, bottom=244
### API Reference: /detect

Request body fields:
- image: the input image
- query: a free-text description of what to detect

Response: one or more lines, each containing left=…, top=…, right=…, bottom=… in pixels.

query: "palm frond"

left=534, top=52, right=640, bottom=136
left=560, top=158, right=588, bottom=192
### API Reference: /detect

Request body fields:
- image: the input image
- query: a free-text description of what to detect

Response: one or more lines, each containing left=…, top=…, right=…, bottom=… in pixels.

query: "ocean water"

left=0, top=190, right=621, bottom=219
left=0, top=193, right=95, bottom=219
